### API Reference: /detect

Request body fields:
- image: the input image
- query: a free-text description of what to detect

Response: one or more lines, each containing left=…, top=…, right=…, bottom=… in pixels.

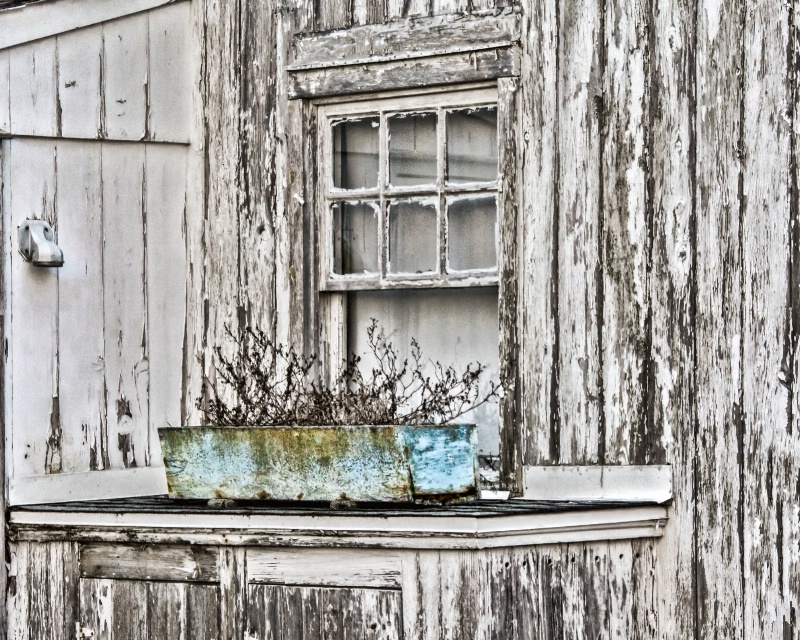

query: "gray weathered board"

left=159, top=425, right=478, bottom=502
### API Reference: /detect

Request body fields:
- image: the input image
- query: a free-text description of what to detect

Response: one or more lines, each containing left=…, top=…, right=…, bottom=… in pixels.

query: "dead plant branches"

left=199, top=319, right=500, bottom=426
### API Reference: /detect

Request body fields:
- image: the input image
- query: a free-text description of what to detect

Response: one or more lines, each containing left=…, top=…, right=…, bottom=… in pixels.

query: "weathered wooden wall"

left=0, top=2, right=192, bottom=495
left=2, top=0, right=799, bottom=636
left=193, top=0, right=800, bottom=637
left=7, top=539, right=659, bottom=639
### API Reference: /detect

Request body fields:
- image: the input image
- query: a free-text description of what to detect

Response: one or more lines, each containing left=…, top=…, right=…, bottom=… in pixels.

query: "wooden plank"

left=0, top=142, right=6, bottom=640
left=56, top=25, right=103, bottom=139
left=523, top=464, right=672, bottom=502
left=219, top=547, right=246, bottom=640
left=111, top=579, right=148, bottom=640
left=513, top=547, right=540, bottom=640
left=789, top=0, right=800, bottom=628
left=316, top=0, right=352, bottom=31
left=516, top=0, right=557, bottom=467
left=11, top=504, right=669, bottom=548
left=280, top=586, right=322, bottom=640
left=80, top=544, right=219, bottom=582
left=538, top=548, right=564, bottom=638
left=145, top=145, right=187, bottom=440
left=556, top=0, right=602, bottom=464
left=28, top=544, right=54, bottom=638
left=631, top=538, right=658, bottom=637
left=239, top=0, right=278, bottom=340
left=7, top=542, right=30, bottom=640
left=101, top=143, right=149, bottom=470
left=0, top=50, right=10, bottom=133
left=9, top=39, right=57, bottom=136
left=55, top=141, right=106, bottom=474
left=291, top=12, right=521, bottom=70
left=50, top=542, right=78, bottom=640
left=79, top=578, right=113, bottom=640
left=274, top=6, right=309, bottom=352
left=441, top=550, right=478, bottom=640
left=0, top=0, right=185, bottom=51
left=432, top=0, right=467, bottom=14
left=8, top=467, right=168, bottom=505
left=102, top=13, right=148, bottom=140
left=605, top=542, right=633, bottom=637
left=694, top=0, right=744, bottom=636
left=477, top=547, right=514, bottom=639
left=247, top=549, right=401, bottom=588
left=387, top=0, right=429, bottom=19
left=186, top=584, right=221, bottom=640
left=601, top=0, right=650, bottom=464
left=181, top=0, right=207, bottom=426
left=358, top=587, right=403, bottom=640
left=246, top=584, right=275, bottom=640
left=146, top=581, right=186, bottom=640
left=351, top=0, right=385, bottom=25
left=497, top=75, right=521, bottom=491
left=562, top=544, right=608, bottom=639
left=649, top=0, right=694, bottom=637
left=290, top=48, right=519, bottom=99
left=202, top=0, right=243, bottom=412
left=741, top=0, right=792, bottom=636
left=147, top=2, right=191, bottom=143
left=414, top=551, right=441, bottom=640
left=7, top=139, right=59, bottom=480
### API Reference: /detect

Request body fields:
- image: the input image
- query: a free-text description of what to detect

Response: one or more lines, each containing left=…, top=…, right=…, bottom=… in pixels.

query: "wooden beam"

left=8, top=467, right=168, bottom=506
left=289, top=48, right=520, bottom=99
left=9, top=504, right=669, bottom=549
left=290, top=11, right=521, bottom=71
left=522, top=465, right=672, bottom=503
left=0, top=0, right=188, bottom=51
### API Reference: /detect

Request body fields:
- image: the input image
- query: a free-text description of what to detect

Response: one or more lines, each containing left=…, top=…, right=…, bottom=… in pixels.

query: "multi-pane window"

left=317, top=86, right=501, bottom=455
left=319, top=87, right=499, bottom=289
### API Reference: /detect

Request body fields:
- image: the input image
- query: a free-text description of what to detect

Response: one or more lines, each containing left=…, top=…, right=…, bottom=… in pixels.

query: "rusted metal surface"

left=158, top=425, right=478, bottom=502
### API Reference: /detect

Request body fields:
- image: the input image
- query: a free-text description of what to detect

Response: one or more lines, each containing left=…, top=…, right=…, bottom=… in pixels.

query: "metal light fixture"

left=18, top=219, right=64, bottom=267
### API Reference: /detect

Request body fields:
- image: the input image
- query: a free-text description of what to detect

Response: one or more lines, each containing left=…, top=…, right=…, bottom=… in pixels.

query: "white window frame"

left=317, top=85, right=500, bottom=292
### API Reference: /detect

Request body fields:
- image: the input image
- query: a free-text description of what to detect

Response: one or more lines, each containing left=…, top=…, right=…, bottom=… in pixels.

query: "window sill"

left=9, top=498, right=668, bottom=549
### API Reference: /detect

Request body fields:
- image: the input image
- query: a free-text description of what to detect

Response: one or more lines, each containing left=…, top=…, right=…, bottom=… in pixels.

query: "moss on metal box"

left=158, top=425, right=477, bottom=502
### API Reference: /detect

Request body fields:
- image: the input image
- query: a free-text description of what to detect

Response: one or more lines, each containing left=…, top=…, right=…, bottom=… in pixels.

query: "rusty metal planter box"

left=158, top=425, right=478, bottom=502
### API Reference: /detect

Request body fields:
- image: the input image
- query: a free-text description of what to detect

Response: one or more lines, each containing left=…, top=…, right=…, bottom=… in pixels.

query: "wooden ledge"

left=10, top=499, right=668, bottom=549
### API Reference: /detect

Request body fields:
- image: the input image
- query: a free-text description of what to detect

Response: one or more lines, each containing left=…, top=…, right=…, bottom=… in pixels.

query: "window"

left=316, top=86, right=503, bottom=456
left=319, top=87, right=499, bottom=288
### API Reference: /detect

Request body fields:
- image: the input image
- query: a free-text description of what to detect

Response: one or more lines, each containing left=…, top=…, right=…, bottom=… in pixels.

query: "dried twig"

left=199, top=319, right=500, bottom=426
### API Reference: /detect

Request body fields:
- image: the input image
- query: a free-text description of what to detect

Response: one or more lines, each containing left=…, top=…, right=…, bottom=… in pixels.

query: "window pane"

left=333, top=117, right=380, bottom=190
left=446, top=107, right=497, bottom=184
left=348, top=287, right=500, bottom=455
left=388, top=112, right=437, bottom=187
left=447, top=196, right=497, bottom=271
left=388, top=200, right=438, bottom=275
left=332, top=202, right=379, bottom=275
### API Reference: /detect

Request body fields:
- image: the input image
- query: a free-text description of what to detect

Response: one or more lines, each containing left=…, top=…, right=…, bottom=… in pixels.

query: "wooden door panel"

left=78, top=578, right=220, bottom=640
left=247, top=584, right=403, bottom=640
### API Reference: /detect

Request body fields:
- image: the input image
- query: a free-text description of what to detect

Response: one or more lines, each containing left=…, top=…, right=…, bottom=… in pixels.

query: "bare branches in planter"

left=198, top=318, right=500, bottom=428
left=158, top=320, right=500, bottom=503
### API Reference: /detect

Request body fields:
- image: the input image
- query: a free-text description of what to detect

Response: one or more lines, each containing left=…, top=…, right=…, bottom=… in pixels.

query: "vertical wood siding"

left=2, top=0, right=799, bottom=637
left=189, top=0, right=798, bottom=636
left=4, top=139, right=187, bottom=480
left=0, top=3, right=191, bottom=142
left=7, top=540, right=657, bottom=640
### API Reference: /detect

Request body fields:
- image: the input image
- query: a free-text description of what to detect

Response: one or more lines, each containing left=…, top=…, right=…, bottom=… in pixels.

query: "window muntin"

left=319, top=87, right=499, bottom=290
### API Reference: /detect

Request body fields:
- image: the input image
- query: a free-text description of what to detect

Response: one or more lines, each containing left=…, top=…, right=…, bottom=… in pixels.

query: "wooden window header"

left=287, top=11, right=522, bottom=99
